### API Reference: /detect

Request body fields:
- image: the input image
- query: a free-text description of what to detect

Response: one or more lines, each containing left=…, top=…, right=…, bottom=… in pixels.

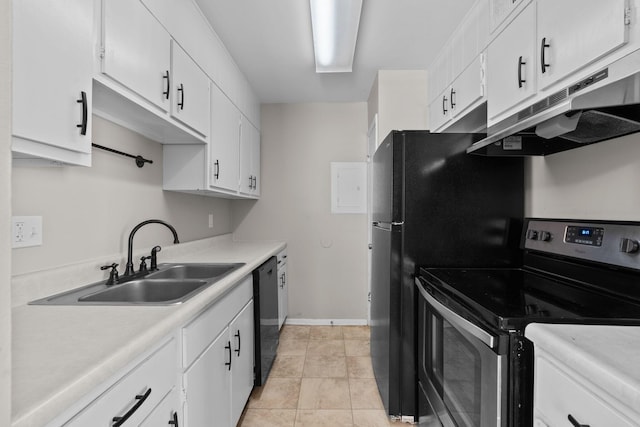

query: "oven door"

left=416, top=278, right=508, bottom=427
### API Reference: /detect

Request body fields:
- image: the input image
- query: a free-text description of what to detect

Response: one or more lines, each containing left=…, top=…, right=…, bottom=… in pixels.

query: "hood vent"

left=468, top=51, right=640, bottom=156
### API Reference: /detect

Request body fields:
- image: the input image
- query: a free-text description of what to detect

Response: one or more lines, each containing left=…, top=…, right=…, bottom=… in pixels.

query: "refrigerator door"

left=370, top=223, right=392, bottom=412
left=372, top=136, right=394, bottom=223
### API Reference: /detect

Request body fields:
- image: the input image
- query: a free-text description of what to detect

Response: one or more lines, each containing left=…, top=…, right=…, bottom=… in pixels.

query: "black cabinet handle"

left=442, top=95, right=448, bottom=115
left=163, top=71, right=170, bottom=100
left=76, top=91, right=88, bottom=136
left=248, top=175, right=253, bottom=189
left=225, top=341, right=232, bottom=370
left=177, top=84, right=184, bottom=110
left=168, top=411, right=179, bottom=426
left=234, top=330, right=241, bottom=356
left=540, top=37, right=550, bottom=73
left=214, top=160, right=220, bottom=179
left=112, top=388, right=152, bottom=427
left=568, top=414, right=590, bottom=427
left=450, top=88, right=456, bottom=109
left=518, top=56, right=526, bottom=88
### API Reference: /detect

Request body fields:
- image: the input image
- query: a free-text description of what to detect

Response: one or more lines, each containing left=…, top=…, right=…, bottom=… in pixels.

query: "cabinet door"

left=239, top=116, right=260, bottom=196
left=171, top=41, right=211, bottom=136
left=184, top=328, right=231, bottom=427
left=139, top=388, right=180, bottom=427
left=487, top=2, right=537, bottom=121
left=251, top=126, right=261, bottom=196
left=278, top=262, right=288, bottom=330
left=103, top=0, right=171, bottom=111
left=427, top=48, right=452, bottom=104
left=451, top=55, right=485, bottom=119
left=230, top=301, right=255, bottom=427
left=537, top=0, right=629, bottom=91
left=12, top=0, right=93, bottom=161
left=210, top=84, right=240, bottom=192
left=428, top=88, right=452, bottom=131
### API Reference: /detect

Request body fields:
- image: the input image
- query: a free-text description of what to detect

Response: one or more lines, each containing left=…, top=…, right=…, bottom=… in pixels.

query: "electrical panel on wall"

left=330, top=162, right=367, bottom=214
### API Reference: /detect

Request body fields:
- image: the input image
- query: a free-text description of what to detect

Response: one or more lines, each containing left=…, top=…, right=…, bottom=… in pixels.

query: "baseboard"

left=285, top=318, right=368, bottom=326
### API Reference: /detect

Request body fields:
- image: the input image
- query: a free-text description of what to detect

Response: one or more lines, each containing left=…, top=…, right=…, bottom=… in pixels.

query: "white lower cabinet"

left=140, top=388, right=180, bottom=427
left=533, top=354, right=637, bottom=427
left=181, top=276, right=254, bottom=427
left=63, top=338, right=178, bottom=426
left=276, top=249, right=288, bottom=330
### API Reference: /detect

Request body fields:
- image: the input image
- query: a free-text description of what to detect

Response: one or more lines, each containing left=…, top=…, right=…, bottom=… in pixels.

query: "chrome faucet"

left=124, top=219, right=179, bottom=277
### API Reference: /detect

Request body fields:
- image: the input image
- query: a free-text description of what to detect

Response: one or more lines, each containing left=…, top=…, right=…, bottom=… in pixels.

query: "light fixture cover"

left=310, top=0, right=363, bottom=73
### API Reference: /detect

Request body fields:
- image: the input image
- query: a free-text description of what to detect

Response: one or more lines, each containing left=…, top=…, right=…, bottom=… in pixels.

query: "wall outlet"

left=208, top=213, right=214, bottom=229
left=12, top=216, right=43, bottom=248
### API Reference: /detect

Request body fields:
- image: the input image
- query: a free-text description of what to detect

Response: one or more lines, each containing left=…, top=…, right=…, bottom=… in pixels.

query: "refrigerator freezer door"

left=370, top=224, right=392, bottom=412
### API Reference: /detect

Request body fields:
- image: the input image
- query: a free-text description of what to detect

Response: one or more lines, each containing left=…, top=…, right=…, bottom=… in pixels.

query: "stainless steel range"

left=415, top=218, right=640, bottom=427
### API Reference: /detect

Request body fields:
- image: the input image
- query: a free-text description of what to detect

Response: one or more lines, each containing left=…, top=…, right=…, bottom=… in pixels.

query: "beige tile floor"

left=238, top=325, right=405, bottom=427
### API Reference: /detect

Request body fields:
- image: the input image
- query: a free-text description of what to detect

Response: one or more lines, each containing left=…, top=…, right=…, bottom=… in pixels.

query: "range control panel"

left=524, top=219, right=640, bottom=270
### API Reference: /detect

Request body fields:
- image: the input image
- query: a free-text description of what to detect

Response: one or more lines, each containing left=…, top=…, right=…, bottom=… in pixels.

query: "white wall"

left=526, top=132, right=640, bottom=219
left=0, top=0, right=11, bottom=422
left=368, top=70, right=428, bottom=144
left=232, top=103, right=369, bottom=322
left=12, top=116, right=234, bottom=276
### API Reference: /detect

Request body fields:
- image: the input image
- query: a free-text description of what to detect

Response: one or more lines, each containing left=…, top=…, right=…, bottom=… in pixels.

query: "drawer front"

left=534, top=357, right=637, bottom=427
left=65, top=338, right=176, bottom=427
left=182, top=276, right=252, bottom=369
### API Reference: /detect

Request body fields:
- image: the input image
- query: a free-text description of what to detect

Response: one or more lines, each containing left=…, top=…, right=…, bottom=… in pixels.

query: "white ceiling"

left=194, top=0, right=476, bottom=104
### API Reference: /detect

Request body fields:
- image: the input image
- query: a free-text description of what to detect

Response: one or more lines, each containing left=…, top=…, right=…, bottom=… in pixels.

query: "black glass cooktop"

left=418, top=267, right=640, bottom=331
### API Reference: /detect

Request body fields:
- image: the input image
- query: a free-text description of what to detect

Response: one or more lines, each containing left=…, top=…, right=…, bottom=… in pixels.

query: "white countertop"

left=12, top=235, right=285, bottom=427
left=525, top=323, right=640, bottom=416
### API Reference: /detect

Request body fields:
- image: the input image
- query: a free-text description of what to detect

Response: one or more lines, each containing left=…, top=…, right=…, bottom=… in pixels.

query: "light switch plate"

left=12, top=216, right=43, bottom=248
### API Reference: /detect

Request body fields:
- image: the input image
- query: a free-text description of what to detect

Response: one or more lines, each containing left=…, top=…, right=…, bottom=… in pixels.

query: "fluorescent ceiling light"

left=310, top=0, right=363, bottom=73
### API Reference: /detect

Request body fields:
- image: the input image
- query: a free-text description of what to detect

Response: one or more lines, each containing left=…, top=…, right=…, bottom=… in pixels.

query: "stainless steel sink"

left=146, top=263, right=242, bottom=280
left=29, top=262, right=245, bottom=306
left=78, top=279, right=209, bottom=304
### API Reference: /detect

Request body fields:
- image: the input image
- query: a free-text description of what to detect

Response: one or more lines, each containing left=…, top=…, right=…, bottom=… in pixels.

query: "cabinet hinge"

left=368, top=292, right=371, bottom=302
left=99, top=46, right=106, bottom=59
left=625, top=7, right=632, bottom=25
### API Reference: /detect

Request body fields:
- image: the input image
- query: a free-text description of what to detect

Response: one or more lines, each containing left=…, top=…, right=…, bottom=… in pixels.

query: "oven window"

left=442, top=320, right=482, bottom=427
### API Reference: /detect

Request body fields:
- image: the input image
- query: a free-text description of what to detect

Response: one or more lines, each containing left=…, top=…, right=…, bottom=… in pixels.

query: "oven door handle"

left=415, top=278, right=498, bottom=349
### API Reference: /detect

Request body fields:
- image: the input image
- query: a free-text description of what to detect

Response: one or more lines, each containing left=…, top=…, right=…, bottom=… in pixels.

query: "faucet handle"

left=139, top=256, right=150, bottom=273
left=100, top=263, right=119, bottom=286
left=150, top=246, right=162, bottom=271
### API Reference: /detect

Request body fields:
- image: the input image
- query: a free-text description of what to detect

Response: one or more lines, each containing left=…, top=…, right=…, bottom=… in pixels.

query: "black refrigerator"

left=370, top=130, right=523, bottom=421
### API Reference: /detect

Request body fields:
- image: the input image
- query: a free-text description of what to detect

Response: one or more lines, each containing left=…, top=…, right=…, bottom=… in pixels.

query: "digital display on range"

left=565, top=226, right=604, bottom=246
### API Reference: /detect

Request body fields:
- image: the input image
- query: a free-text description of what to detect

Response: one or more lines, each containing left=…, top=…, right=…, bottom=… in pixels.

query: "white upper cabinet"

left=536, top=0, right=629, bottom=91
left=427, top=0, right=489, bottom=133
left=12, top=0, right=93, bottom=166
left=170, top=41, right=210, bottom=136
left=485, top=0, right=634, bottom=125
left=102, top=0, right=172, bottom=112
left=487, top=2, right=537, bottom=120
left=239, top=116, right=261, bottom=197
left=489, top=0, right=526, bottom=34
left=210, top=83, right=241, bottom=192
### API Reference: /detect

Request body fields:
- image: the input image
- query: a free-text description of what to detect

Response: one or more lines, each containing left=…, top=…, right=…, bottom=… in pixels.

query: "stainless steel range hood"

left=468, top=50, right=640, bottom=156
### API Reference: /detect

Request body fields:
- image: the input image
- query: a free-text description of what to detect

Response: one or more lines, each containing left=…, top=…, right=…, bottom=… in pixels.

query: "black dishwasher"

left=253, top=256, right=278, bottom=386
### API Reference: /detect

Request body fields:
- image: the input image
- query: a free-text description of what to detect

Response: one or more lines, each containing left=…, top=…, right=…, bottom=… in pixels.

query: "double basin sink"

left=30, top=263, right=245, bottom=306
